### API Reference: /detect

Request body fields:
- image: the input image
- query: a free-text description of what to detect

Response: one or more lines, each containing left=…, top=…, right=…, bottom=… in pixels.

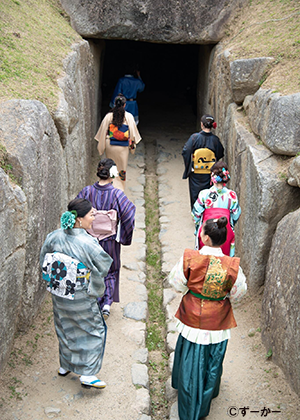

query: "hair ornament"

left=109, top=165, right=119, bottom=179
left=61, top=211, right=77, bottom=229
left=222, top=167, right=231, bottom=182
left=211, top=173, right=223, bottom=184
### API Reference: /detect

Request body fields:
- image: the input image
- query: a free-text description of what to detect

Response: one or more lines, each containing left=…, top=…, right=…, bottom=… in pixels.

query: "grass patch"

left=0, top=0, right=81, bottom=115
left=226, top=0, right=300, bottom=95
left=144, top=144, right=169, bottom=419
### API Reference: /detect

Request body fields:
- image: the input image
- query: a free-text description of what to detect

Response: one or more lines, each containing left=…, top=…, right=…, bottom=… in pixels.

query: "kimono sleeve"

left=215, top=137, right=224, bottom=161
left=87, top=247, right=113, bottom=297
left=94, top=113, right=112, bottom=155
left=126, top=112, right=142, bottom=144
left=167, top=256, right=188, bottom=294
left=136, top=77, right=145, bottom=93
left=115, top=190, right=136, bottom=246
left=39, top=231, right=55, bottom=268
left=182, top=134, right=195, bottom=179
left=229, top=190, right=241, bottom=225
left=229, top=266, right=247, bottom=303
left=192, top=190, right=206, bottom=225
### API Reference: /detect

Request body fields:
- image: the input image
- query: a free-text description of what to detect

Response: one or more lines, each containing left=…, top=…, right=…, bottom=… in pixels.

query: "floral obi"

left=175, top=250, right=240, bottom=330
left=108, top=123, right=129, bottom=146
left=42, top=252, right=90, bottom=300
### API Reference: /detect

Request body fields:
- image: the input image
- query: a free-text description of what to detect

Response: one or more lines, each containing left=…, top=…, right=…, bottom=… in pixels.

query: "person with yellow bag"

left=182, top=114, right=224, bottom=209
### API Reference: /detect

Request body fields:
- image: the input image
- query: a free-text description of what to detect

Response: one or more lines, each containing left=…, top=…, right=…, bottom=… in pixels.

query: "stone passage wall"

left=0, top=40, right=97, bottom=370
left=60, top=0, right=248, bottom=43
left=261, top=208, right=300, bottom=395
left=208, top=44, right=300, bottom=393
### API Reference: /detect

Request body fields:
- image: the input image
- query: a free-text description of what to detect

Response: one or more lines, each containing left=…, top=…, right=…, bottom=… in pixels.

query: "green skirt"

left=172, top=334, right=228, bottom=420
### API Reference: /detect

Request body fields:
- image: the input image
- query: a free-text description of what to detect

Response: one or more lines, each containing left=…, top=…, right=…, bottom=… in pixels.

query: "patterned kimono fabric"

left=77, top=183, right=136, bottom=309
left=52, top=263, right=107, bottom=375
left=193, top=186, right=241, bottom=257
left=40, top=229, right=113, bottom=376
left=94, top=111, right=142, bottom=191
left=172, top=250, right=239, bottom=420
left=182, top=131, right=224, bottom=209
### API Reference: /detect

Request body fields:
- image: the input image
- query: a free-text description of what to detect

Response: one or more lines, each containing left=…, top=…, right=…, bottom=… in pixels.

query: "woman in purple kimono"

left=76, top=158, right=136, bottom=319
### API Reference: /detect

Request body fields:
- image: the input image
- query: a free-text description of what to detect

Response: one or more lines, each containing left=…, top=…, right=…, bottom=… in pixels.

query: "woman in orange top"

left=168, top=216, right=247, bottom=420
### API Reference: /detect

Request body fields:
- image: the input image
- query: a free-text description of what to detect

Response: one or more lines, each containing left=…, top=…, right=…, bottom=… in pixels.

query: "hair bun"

left=217, top=217, right=227, bottom=229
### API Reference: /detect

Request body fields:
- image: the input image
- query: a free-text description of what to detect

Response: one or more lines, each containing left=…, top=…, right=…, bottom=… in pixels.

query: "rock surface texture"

left=288, top=156, right=300, bottom=188
left=230, top=57, right=274, bottom=104
left=0, top=169, right=27, bottom=369
left=222, top=104, right=300, bottom=290
left=208, top=45, right=300, bottom=291
left=0, top=39, right=97, bottom=368
left=247, top=89, right=300, bottom=156
left=0, top=99, right=67, bottom=331
left=262, top=208, right=300, bottom=395
left=59, top=0, right=248, bottom=43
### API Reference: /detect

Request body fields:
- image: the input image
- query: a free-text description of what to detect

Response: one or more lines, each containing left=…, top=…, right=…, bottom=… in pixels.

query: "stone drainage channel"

left=123, top=137, right=191, bottom=420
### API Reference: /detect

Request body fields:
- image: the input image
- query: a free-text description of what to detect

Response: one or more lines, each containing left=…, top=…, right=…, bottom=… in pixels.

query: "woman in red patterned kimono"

left=168, top=217, right=247, bottom=420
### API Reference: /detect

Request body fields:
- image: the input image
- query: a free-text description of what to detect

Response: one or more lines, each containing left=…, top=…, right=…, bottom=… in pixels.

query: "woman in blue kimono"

left=40, top=198, right=113, bottom=389
left=109, top=68, right=145, bottom=124
left=182, top=114, right=224, bottom=209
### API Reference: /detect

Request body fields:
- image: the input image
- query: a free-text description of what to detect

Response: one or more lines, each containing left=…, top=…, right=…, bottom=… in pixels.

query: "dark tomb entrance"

left=99, top=40, right=214, bottom=135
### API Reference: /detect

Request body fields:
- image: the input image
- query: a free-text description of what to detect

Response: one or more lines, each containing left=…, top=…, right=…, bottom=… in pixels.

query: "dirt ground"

left=0, top=93, right=299, bottom=420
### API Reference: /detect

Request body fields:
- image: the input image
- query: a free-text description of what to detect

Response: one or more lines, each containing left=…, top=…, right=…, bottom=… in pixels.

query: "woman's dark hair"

left=68, top=198, right=92, bottom=218
left=203, top=217, right=227, bottom=246
left=201, top=114, right=215, bottom=129
left=97, top=158, right=116, bottom=180
left=211, top=161, right=230, bottom=184
left=111, top=94, right=126, bottom=127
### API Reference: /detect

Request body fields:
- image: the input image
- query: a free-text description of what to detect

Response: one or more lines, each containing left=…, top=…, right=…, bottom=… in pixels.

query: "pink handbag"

left=87, top=209, right=118, bottom=240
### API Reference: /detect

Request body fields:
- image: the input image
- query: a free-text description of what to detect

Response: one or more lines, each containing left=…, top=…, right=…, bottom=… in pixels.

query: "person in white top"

left=168, top=216, right=247, bottom=420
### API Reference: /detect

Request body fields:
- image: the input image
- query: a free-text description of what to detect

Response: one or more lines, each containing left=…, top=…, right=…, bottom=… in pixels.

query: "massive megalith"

left=0, top=99, right=68, bottom=330
left=262, top=208, right=300, bottom=395
left=59, top=0, right=247, bottom=43
left=222, top=104, right=300, bottom=291
left=0, top=38, right=98, bottom=371
left=0, top=169, right=27, bottom=370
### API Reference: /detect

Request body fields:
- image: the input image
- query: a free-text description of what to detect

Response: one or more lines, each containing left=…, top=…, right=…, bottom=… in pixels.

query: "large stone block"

left=0, top=169, right=27, bottom=369
left=223, top=104, right=300, bottom=290
left=0, top=99, right=68, bottom=329
left=54, top=40, right=96, bottom=198
left=288, top=156, right=300, bottom=188
left=60, top=0, right=247, bottom=44
left=230, top=57, right=273, bottom=104
left=208, top=45, right=233, bottom=140
left=261, top=208, right=300, bottom=394
left=247, top=89, right=300, bottom=155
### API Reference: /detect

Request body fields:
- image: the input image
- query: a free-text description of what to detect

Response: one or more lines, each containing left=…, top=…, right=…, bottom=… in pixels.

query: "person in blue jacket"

left=110, top=66, right=145, bottom=125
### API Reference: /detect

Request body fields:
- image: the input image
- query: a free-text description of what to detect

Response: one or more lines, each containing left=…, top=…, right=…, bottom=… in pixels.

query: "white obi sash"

left=42, top=252, right=90, bottom=300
